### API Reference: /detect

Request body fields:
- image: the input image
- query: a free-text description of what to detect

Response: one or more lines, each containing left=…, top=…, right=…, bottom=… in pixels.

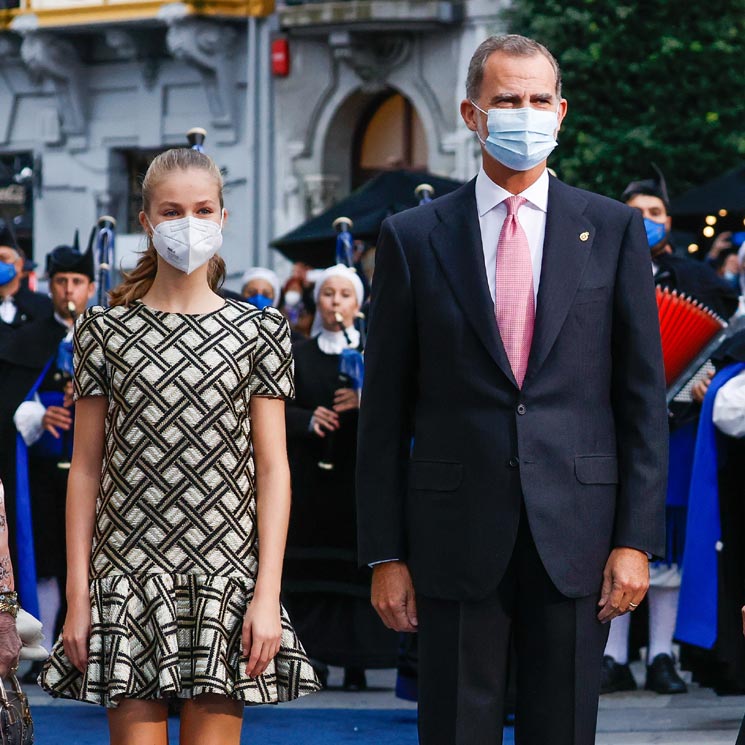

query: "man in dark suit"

left=357, top=34, right=668, bottom=745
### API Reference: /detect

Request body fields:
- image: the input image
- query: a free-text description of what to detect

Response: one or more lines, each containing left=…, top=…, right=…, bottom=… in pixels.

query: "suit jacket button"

left=516, top=404, right=526, bottom=415
left=508, top=456, right=520, bottom=469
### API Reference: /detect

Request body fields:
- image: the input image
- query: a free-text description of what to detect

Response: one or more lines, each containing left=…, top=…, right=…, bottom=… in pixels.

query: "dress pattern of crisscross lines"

left=40, top=299, right=321, bottom=707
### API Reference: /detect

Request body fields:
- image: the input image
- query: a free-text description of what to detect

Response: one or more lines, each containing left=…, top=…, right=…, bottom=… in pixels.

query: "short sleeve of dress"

left=249, top=307, right=295, bottom=399
left=73, top=306, right=108, bottom=400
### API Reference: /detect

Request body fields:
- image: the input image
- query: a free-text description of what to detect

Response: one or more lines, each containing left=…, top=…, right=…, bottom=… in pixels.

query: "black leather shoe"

left=645, top=653, right=687, bottom=694
left=342, top=666, right=367, bottom=691
left=600, top=655, right=637, bottom=694
left=310, top=659, right=329, bottom=688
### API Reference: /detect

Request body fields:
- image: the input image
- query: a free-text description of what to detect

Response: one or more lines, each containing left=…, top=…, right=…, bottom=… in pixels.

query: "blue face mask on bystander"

left=247, top=293, right=273, bottom=310
left=644, top=218, right=667, bottom=249
left=0, top=262, right=16, bottom=286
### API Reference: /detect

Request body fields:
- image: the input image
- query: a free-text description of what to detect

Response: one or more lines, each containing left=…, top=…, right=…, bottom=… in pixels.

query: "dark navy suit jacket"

left=356, top=175, right=668, bottom=601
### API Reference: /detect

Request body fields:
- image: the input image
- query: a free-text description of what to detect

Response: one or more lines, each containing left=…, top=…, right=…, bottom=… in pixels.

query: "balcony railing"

left=2, top=0, right=274, bottom=29
left=278, top=0, right=462, bottom=31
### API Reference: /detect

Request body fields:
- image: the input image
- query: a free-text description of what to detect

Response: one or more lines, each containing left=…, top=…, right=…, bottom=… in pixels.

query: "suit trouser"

left=416, top=507, right=610, bottom=745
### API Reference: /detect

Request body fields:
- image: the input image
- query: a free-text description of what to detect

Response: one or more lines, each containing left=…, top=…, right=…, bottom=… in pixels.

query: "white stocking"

left=36, top=577, right=61, bottom=648
left=647, top=586, right=679, bottom=661
left=603, top=612, right=631, bottom=665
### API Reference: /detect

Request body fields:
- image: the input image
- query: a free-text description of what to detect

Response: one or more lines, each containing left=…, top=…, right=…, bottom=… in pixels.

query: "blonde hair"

left=109, top=148, right=226, bottom=307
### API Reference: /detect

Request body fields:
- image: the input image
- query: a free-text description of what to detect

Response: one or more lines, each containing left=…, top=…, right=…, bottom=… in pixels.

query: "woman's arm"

left=0, top=481, right=21, bottom=677
left=242, top=395, right=291, bottom=677
left=63, top=395, right=106, bottom=672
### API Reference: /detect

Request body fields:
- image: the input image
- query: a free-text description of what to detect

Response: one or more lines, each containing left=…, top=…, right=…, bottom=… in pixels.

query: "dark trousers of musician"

left=417, top=505, right=610, bottom=745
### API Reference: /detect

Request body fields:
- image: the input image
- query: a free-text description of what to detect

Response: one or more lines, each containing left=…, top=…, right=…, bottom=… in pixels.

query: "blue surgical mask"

left=471, top=101, right=559, bottom=171
left=643, top=218, right=667, bottom=249
left=0, top=262, right=16, bottom=287
left=723, top=271, right=741, bottom=291
left=247, top=293, right=273, bottom=310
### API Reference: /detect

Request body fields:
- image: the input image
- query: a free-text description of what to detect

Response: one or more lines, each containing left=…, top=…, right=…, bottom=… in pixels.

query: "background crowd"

left=0, top=160, right=744, bottom=706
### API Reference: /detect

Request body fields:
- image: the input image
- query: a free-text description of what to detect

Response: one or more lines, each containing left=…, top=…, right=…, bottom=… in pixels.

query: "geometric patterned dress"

left=40, top=299, right=321, bottom=707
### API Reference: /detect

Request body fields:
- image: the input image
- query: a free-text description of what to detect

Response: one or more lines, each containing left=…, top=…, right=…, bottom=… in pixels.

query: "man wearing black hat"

left=601, top=172, right=738, bottom=697
left=621, top=172, right=737, bottom=319
left=0, top=240, right=95, bottom=674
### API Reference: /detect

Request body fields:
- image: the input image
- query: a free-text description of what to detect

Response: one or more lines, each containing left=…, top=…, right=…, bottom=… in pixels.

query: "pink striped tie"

left=495, top=196, right=535, bottom=388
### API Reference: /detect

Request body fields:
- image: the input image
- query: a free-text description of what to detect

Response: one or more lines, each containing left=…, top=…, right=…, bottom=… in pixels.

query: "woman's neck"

left=141, top=261, right=224, bottom=314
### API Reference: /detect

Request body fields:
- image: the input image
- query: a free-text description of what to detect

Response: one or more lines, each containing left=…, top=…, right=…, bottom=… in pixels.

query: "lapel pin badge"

left=579, top=231, right=590, bottom=242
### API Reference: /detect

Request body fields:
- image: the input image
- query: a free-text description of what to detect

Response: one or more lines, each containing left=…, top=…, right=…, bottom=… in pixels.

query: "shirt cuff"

left=369, top=559, right=400, bottom=567
left=14, top=400, right=46, bottom=447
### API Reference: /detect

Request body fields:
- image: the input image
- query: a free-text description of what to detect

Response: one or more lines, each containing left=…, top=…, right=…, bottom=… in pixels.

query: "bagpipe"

left=187, top=126, right=207, bottom=152
left=333, top=216, right=354, bottom=267
left=92, top=215, right=116, bottom=308
left=658, top=286, right=745, bottom=405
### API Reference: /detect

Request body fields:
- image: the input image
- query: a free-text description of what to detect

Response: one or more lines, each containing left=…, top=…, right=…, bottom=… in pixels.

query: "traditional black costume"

left=0, top=241, right=94, bottom=628
left=283, top=331, right=398, bottom=679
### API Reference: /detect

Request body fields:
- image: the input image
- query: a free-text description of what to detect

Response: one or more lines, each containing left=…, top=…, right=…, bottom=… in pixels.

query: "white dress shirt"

left=713, top=371, right=745, bottom=438
left=14, top=315, right=73, bottom=446
left=0, top=296, right=16, bottom=324
left=475, top=167, right=549, bottom=304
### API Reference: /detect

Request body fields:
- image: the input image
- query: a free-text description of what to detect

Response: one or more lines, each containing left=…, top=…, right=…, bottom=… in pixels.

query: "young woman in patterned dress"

left=40, top=149, right=319, bottom=743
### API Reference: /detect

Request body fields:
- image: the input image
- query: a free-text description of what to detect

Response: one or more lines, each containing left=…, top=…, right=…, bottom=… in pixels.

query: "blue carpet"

left=33, top=706, right=515, bottom=744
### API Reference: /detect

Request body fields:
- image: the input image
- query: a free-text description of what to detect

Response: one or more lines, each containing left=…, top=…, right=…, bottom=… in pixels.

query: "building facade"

left=0, top=0, right=508, bottom=285
left=273, top=0, right=507, bottom=231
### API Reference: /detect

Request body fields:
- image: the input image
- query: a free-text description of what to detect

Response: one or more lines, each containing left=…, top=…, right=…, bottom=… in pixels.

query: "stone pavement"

left=21, top=662, right=745, bottom=743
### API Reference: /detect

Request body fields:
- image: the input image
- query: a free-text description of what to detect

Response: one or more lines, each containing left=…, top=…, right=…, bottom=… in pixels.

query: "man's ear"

left=556, top=99, right=568, bottom=133
left=460, top=99, right=479, bottom=133
left=87, top=282, right=96, bottom=301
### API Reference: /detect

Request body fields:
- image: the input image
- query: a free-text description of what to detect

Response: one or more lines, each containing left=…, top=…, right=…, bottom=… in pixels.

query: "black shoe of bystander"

left=645, top=653, right=687, bottom=694
left=600, top=655, right=637, bottom=694
left=342, top=667, right=367, bottom=692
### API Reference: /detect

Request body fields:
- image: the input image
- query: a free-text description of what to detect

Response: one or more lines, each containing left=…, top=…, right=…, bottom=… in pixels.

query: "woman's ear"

left=138, top=211, right=151, bottom=235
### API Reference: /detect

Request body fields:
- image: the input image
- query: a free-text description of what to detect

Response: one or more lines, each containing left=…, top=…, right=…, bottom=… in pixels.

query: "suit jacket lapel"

left=527, top=177, right=594, bottom=380
left=430, top=180, right=517, bottom=386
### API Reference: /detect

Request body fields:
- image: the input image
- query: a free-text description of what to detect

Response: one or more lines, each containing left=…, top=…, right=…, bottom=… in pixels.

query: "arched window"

left=353, top=91, right=427, bottom=187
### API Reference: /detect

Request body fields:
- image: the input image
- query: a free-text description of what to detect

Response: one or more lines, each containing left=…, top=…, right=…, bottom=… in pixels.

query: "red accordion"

left=656, top=286, right=726, bottom=387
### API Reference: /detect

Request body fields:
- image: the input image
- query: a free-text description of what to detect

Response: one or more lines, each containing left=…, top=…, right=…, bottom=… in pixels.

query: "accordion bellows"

left=656, top=286, right=726, bottom=387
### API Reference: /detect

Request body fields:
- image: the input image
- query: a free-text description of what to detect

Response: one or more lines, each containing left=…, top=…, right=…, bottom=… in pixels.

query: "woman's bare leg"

left=107, top=699, right=169, bottom=745
left=180, top=694, right=243, bottom=745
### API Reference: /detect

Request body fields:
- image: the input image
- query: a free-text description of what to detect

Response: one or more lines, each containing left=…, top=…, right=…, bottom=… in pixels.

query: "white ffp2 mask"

left=148, top=214, right=224, bottom=274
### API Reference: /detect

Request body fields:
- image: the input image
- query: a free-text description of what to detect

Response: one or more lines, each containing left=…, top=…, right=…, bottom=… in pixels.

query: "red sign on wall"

left=272, top=38, right=290, bottom=77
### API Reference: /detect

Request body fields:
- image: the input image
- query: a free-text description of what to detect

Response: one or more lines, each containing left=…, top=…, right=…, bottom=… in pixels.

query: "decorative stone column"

left=303, top=174, right=341, bottom=218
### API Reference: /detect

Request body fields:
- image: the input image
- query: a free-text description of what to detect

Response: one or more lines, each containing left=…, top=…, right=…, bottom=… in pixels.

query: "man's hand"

left=333, top=388, right=359, bottom=414
left=597, top=547, right=649, bottom=623
left=310, top=406, right=339, bottom=437
left=63, top=380, right=74, bottom=409
left=707, top=231, right=733, bottom=259
left=371, top=561, right=418, bottom=633
left=42, top=406, right=73, bottom=439
left=0, top=612, right=21, bottom=679
left=691, top=369, right=714, bottom=404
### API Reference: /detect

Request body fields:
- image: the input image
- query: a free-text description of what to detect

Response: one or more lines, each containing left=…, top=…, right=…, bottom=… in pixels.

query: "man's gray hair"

left=465, top=34, right=562, bottom=102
